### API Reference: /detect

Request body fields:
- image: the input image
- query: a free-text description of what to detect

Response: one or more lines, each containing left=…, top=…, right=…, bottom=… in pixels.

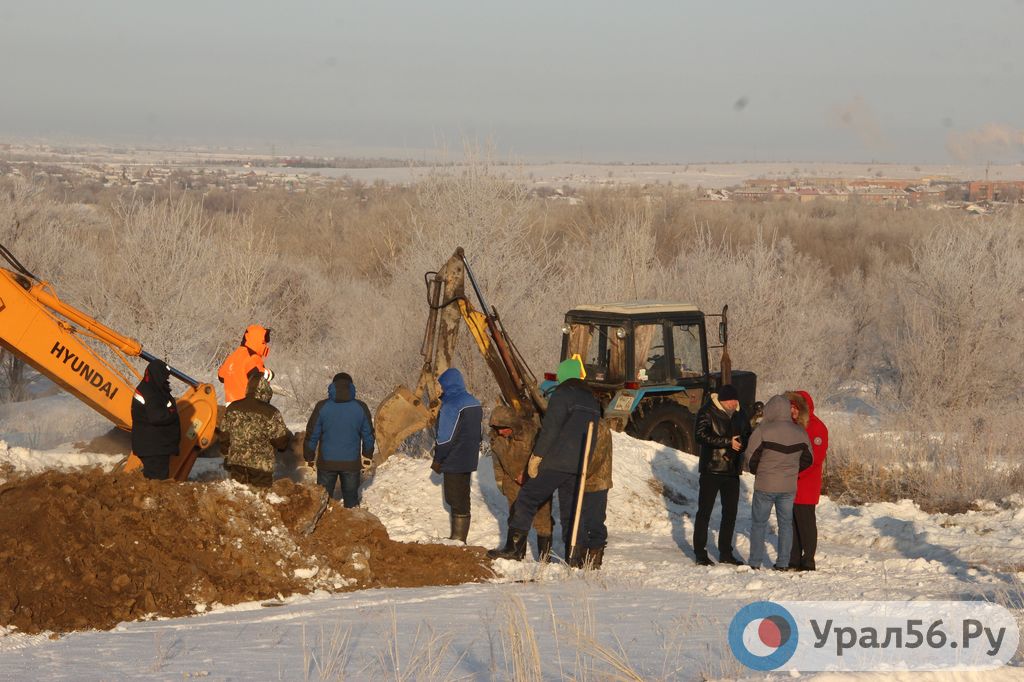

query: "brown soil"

left=73, top=428, right=131, bottom=456
left=0, top=470, right=492, bottom=634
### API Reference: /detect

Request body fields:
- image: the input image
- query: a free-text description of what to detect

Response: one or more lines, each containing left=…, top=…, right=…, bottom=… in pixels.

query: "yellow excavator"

left=0, top=243, right=218, bottom=480
left=374, top=247, right=546, bottom=465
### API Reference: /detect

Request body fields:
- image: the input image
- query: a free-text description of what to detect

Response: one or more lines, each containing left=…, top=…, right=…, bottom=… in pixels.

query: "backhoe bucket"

left=373, top=384, right=435, bottom=467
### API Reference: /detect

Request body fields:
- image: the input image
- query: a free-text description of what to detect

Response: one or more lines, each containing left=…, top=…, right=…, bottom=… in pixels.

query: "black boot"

left=719, top=551, right=744, bottom=566
left=584, top=546, right=605, bottom=570
left=487, top=528, right=529, bottom=560
left=536, top=535, right=553, bottom=562
left=695, top=553, right=715, bottom=566
left=449, top=514, right=470, bottom=543
left=566, top=544, right=585, bottom=569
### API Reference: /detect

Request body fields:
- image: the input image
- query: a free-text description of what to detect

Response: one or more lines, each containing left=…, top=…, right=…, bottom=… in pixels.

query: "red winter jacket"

left=794, top=390, right=828, bottom=505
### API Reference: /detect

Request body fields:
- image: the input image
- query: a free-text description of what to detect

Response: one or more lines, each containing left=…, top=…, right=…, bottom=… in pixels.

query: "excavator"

left=0, top=243, right=218, bottom=481
left=374, top=247, right=546, bottom=466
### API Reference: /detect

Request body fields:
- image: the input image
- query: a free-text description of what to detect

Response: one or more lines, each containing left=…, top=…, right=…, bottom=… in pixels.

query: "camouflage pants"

left=226, top=464, right=273, bottom=488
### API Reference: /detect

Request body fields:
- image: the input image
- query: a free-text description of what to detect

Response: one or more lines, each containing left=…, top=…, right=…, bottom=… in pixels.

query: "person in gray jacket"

left=745, top=394, right=813, bottom=570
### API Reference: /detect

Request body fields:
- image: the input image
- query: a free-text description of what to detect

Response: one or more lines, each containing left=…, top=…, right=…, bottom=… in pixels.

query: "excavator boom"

left=373, top=248, right=544, bottom=465
left=0, top=245, right=217, bottom=480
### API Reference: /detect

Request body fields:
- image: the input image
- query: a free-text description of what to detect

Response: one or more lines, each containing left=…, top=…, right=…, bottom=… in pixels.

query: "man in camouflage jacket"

left=219, top=375, right=292, bottom=487
left=488, top=405, right=555, bottom=559
left=574, top=418, right=613, bottom=569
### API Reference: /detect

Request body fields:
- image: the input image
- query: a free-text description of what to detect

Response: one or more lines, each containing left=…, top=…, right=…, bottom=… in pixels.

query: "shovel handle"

left=569, top=421, right=595, bottom=551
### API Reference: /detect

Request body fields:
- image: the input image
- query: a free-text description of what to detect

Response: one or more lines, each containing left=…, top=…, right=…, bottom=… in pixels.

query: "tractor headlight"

left=615, top=327, right=626, bottom=339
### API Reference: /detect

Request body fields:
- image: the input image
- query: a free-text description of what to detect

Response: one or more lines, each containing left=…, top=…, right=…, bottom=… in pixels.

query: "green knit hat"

left=556, top=357, right=585, bottom=384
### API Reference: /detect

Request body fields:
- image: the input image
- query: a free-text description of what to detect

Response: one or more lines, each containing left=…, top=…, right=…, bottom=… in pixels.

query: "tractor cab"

left=540, top=302, right=757, bottom=454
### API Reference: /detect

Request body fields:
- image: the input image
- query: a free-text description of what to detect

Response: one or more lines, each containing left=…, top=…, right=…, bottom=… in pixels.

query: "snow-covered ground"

left=1, top=427, right=1022, bottom=679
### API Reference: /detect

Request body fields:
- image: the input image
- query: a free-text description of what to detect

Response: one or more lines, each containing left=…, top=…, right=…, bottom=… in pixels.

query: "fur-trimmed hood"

left=786, top=390, right=810, bottom=427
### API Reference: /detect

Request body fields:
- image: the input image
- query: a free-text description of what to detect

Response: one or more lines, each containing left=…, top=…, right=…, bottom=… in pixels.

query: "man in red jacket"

left=787, top=390, right=828, bottom=571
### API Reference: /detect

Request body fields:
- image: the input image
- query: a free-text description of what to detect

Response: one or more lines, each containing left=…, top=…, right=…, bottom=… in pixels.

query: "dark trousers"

left=225, top=464, right=273, bottom=488
left=442, top=472, right=472, bottom=516
left=692, top=473, right=740, bottom=560
left=318, top=469, right=361, bottom=508
left=790, top=503, right=818, bottom=569
left=509, top=469, right=579, bottom=548
left=577, top=489, right=608, bottom=549
left=140, top=455, right=170, bottom=481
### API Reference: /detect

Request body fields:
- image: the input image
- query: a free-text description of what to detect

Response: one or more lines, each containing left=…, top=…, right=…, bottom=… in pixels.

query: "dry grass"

left=302, top=622, right=353, bottom=681
left=823, top=416, right=1024, bottom=514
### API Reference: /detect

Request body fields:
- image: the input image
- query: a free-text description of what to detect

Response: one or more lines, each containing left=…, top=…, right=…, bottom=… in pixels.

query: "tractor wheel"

left=628, top=402, right=696, bottom=454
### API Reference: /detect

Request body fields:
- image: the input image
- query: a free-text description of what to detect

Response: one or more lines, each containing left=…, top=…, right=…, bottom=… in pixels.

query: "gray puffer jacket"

left=744, top=394, right=813, bottom=493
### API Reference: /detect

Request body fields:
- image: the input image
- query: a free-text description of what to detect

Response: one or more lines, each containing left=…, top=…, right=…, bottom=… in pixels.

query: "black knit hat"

left=718, top=384, right=739, bottom=402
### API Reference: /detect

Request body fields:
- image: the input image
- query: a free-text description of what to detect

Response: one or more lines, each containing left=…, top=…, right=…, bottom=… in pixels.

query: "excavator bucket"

left=372, top=384, right=435, bottom=467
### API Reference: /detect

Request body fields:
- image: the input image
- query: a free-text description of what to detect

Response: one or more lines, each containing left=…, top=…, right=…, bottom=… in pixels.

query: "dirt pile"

left=0, top=470, right=492, bottom=634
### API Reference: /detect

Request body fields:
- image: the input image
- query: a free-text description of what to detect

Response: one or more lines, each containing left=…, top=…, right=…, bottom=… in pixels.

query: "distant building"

left=906, top=186, right=947, bottom=206
left=850, top=187, right=907, bottom=206
left=848, top=179, right=917, bottom=191
left=967, top=181, right=1024, bottom=202
left=732, top=187, right=795, bottom=202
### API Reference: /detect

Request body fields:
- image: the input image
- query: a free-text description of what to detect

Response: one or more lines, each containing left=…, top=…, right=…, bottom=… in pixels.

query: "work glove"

left=527, top=454, right=542, bottom=478
left=430, top=459, right=442, bottom=474
left=361, top=454, right=374, bottom=471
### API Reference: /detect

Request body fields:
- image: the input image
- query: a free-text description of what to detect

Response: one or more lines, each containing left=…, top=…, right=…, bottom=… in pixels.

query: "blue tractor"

left=539, top=302, right=758, bottom=454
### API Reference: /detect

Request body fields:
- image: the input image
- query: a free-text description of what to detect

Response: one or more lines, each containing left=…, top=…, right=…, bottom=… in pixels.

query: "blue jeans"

left=749, top=490, right=795, bottom=568
left=318, top=469, right=361, bottom=508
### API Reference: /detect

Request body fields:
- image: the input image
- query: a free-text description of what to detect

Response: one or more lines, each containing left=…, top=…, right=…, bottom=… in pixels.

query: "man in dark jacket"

left=304, top=373, right=375, bottom=507
left=431, top=368, right=483, bottom=543
left=220, top=374, right=292, bottom=487
left=488, top=357, right=600, bottom=562
left=692, top=384, right=751, bottom=566
left=745, top=394, right=813, bottom=570
left=131, top=359, right=181, bottom=480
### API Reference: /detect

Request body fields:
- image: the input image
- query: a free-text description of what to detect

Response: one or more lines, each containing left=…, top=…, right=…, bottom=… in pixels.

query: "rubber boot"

left=585, top=546, right=605, bottom=570
left=487, top=528, right=529, bottom=560
left=536, top=535, right=553, bottom=563
left=449, top=514, right=470, bottom=543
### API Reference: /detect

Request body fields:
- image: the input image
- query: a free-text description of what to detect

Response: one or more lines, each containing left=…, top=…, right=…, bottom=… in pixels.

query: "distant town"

left=700, top=177, right=1023, bottom=214
left=1, top=142, right=1021, bottom=214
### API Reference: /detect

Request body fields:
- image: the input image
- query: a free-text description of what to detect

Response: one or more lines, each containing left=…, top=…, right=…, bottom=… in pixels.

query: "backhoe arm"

left=373, top=248, right=545, bottom=464
left=0, top=246, right=217, bottom=481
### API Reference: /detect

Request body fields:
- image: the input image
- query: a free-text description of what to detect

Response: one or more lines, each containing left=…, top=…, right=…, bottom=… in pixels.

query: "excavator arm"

left=373, top=248, right=546, bottom=464
left=0, top=244, right=218, bottom=481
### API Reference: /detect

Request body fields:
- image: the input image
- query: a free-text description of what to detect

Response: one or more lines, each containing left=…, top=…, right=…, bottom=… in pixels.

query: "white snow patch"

left=0, top=439, right=123, bottom=475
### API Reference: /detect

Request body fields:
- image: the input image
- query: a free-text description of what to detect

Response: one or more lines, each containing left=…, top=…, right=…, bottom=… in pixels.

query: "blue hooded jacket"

left=433, top=368, right=482, bottom=474
left=305, top=375, right=375, bottom=470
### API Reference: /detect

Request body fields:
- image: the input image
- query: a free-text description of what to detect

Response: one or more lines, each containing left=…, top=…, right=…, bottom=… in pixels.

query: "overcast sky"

left=1, top=1, right=1021, bottom=162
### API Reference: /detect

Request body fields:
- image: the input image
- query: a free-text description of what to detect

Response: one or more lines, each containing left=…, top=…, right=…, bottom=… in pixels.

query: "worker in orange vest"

left=218, top=325, right=273, bottom=404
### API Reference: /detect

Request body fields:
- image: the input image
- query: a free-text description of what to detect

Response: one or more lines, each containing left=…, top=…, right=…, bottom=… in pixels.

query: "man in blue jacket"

left=488, top=357, right=600, bottom=562
left=304, top=373, right=375, bottom=507
left=431, top=368, right=483, bottom=543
